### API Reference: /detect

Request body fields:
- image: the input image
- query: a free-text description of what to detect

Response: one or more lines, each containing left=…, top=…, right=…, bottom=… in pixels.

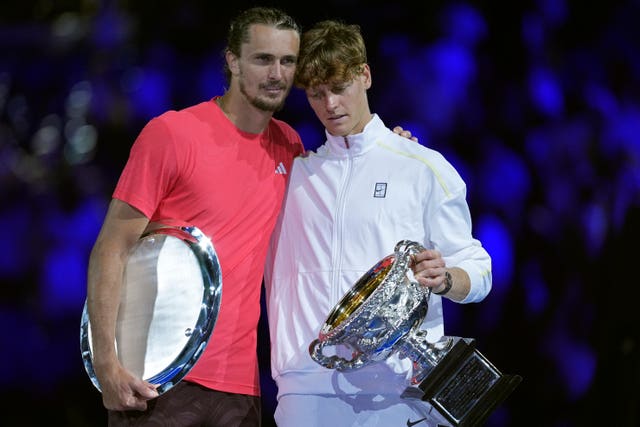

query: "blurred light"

left=475, top=214, right=514, bottom=295
left=121, top=66, right=171, bottom=119
left=602, top=105, right=640, bottom=158
left=398, top=41, right=477, bottom=133
left=581, top=202, right=608, bottom=257
left=52, top=12, right=81, bottom=38
left=478, top=143, right=531, bottom=217
left=613, top=167, right=640, bottom=232
left=524, top=128, right=551, bottom=170
left=9, top=151, right=46, bottom=183
left=198, top=53, right=226, bottom=100
left=528, top=67, right=564, bottom=117
left=431, top=42, right=476, bottom=92
left=552, top=339, right=596, bottom=401
left=473, top=214, right=514, bottom=333
left=66, top=80, right=93, bottom=119
left=64, top=124, right=97, bottom=165
left=31, top=125, right=61, bottom=156
left=64, top=117, right=86, bottom=141
left=40, top=245, right=87, bottom=317
left=440, top=3, right=487, bottom=46
left=43, top=195, right=105, bottom=247
left=51, top=12, right=88, bottom=46
left=585, top=83, right=617, bottom=118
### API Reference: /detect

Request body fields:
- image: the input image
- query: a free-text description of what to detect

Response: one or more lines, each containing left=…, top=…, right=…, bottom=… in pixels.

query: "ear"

left=361, top=64, right=372, bottom=90
left=226, top=50, right=240, bottom=76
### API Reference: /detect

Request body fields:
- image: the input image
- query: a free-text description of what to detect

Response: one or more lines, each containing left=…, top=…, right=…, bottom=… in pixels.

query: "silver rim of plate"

left=79, top=225, right=222, bottom=395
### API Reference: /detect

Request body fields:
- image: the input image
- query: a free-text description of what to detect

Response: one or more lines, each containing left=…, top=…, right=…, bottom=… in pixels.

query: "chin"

left=254, top=98, right=285, bottom=112
left=327, top=125, right=345, bottom=136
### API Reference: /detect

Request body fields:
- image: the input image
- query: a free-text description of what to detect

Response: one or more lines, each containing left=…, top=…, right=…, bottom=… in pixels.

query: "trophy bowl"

left=309, top=240, right=521, bottom=427
left=309, top=240, right=428, bottom=371
left=80, top=225, right=222, bottom=395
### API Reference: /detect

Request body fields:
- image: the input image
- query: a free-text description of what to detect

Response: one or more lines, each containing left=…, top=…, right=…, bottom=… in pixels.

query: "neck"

left=217, top=93, right=273, bottom=134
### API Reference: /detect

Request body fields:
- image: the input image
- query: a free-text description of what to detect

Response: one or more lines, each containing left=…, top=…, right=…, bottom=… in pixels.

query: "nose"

left=269, top=62, right=282, bottom=79
left=324, top=94, right=338, bottom=111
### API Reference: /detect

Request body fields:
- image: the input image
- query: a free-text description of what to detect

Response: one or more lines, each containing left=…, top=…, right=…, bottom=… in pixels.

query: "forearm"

left=86, top=237, right=129, bottom=370
left=86, top=199, right=149, bottom=374
left=432, top=266, right=470, bottom=302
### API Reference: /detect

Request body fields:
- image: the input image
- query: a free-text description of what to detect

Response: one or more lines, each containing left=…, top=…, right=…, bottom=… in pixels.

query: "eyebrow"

left=250, top=52, right=297, bottom=61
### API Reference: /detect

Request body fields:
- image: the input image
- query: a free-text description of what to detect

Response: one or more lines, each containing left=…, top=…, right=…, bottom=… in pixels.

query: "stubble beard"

left=239, top=79, right=290, bottom=113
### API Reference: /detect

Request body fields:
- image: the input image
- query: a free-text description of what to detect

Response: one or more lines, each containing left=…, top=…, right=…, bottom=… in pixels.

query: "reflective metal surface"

left=309, top=240, right=522, bottom=426
left=80, top=225, right=222, bottom=395
left=310, top=240, right=429, bottom=371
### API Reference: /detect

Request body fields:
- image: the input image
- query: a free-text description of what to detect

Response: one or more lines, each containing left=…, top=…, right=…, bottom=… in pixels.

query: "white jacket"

left=265, top=115, right=491, bottom=398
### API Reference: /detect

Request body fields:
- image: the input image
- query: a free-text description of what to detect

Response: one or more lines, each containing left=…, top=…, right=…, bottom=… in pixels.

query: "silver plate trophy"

left=309, top=240, right=521, bottom=427
left=80, top=225, right=222, bottom=395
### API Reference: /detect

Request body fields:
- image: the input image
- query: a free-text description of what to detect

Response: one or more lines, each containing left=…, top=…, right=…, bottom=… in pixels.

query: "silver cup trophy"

left=309, top=240, right=521, bottom=427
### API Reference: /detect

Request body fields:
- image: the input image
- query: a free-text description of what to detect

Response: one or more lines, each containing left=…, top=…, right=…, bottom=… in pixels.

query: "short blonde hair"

left=295, top=20, right=367, bottom=89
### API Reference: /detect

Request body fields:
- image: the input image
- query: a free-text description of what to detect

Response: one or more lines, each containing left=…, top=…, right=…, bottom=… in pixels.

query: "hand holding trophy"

left=309, top=240, right=521, bottom=427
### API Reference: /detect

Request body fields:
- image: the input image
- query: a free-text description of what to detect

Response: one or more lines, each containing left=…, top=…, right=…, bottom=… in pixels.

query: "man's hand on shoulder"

left=392, top=126, right=418, bottom=142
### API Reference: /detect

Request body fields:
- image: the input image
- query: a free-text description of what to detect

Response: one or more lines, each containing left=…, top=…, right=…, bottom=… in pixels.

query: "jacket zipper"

left=331, top=136, right=352, bottom=303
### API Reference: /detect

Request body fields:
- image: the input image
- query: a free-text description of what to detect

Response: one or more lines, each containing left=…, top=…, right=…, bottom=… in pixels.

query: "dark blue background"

left=1, top=1, right=638, bottom=426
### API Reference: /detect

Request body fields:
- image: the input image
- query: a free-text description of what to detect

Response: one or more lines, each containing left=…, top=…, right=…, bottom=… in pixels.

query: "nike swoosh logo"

left=406, top=417, right=428, bottom=427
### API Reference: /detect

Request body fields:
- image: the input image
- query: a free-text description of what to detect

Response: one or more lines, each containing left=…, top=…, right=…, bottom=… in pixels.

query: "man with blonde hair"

left=266, top=20, right=492, bottom=426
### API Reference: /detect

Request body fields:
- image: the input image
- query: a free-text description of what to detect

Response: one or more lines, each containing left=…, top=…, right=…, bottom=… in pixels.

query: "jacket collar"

left=324, top=114, right=388, bottom=157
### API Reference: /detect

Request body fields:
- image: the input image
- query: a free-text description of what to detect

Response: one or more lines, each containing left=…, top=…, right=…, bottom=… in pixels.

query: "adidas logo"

left=275, top=162, right=287, bottom=175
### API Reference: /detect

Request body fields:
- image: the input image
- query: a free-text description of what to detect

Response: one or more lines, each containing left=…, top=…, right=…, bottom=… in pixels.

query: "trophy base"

left=404, top=337, right=522, bottom=427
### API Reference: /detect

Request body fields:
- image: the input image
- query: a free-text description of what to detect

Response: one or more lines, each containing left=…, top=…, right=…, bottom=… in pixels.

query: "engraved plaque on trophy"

left=309, top=240, right=521, bottom=427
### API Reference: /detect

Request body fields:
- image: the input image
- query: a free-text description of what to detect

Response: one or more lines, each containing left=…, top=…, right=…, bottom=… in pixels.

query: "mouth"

left=261, top=84, right=287, bottom=96
left=328, top=114, right=347, bottom=122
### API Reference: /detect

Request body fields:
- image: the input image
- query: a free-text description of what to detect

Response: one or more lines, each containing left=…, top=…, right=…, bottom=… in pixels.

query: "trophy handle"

left=394, top=240, right=427, bottom=273
left=395, top=239, right=427, bottom=255
left=309, top=339, right=370, bottom=371
left=394, top=240, right=433, bottom=297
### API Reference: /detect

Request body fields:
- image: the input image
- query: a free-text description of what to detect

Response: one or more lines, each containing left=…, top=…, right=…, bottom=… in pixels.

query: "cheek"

left=309, top=102, right=324, bottom=117
left=240, top=69, right=263, bottom=88
left=307, top=98, right=323, bottom=114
